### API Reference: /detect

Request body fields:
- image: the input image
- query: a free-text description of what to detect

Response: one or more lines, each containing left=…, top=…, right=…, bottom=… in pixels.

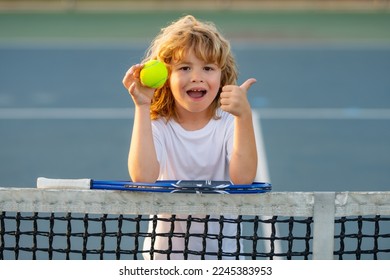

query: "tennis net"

left=1, top=187, right=389, bottom=260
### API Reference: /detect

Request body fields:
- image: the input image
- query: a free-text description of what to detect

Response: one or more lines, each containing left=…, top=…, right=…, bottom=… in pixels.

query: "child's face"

left=169, top=49, right=221, bottom=117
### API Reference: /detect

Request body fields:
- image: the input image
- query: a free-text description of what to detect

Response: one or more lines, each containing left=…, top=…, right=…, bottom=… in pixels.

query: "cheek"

left=218, top=72, right=223, bottom=86
left=169, top=72, right=182, bottom=88
left=168, top=74, right=184, bottom=100
left=213, top=72, right=222, bottom=90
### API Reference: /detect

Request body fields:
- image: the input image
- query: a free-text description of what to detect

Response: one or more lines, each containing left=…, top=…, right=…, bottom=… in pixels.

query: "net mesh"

left=1, top=188, right=389, bottom=260
left=334, top=215, right=390, bottom=260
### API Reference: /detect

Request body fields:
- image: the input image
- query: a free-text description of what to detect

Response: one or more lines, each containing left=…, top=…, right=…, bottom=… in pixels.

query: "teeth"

left=187, top=89, right=206, bottom=98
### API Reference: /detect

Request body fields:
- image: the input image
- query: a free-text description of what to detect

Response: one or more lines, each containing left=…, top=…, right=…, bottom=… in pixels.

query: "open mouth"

left=186, top=88, right=207, bottom=99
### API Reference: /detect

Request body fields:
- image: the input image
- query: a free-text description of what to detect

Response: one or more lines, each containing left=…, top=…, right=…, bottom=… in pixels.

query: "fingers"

left=240, top=78, right=257, bottom=92
left=220, top=78, right=256, bottom=117
left=123, top=63, right=157, bottom=106
left=128, top=82, right=136, bottom=94
left=122, top=64, right=143, bottom=90
left=222, top=78, right=256, bottom=94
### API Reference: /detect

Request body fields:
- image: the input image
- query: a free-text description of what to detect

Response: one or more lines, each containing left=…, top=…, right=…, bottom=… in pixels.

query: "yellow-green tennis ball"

left=140, top=60, right=168, bottom=89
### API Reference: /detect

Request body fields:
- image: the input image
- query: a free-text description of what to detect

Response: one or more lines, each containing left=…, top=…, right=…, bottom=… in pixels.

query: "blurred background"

left=0, top=0, right=389, bottom=191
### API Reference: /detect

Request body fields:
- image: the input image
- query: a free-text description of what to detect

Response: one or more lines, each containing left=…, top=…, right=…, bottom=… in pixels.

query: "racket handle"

left=37, top=177, right=91, bottom=190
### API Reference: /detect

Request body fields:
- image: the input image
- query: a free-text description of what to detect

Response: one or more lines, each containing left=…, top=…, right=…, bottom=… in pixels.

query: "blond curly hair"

left=142, top=15, right=238, bottom=121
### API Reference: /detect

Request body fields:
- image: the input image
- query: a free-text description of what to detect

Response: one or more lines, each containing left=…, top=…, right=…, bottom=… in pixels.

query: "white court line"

left=252, top=110, right=270, bottom=183
left=1, top=107, right=390, bottom=120
left=0, top=106, right=280, bottom=258
left=254, top=108, right=390, bottom=120
left=252, top=110, right=283, bottom=259
left=0, top=108, right=134, bottom=119
left=7, top=107, right=389, bottom=258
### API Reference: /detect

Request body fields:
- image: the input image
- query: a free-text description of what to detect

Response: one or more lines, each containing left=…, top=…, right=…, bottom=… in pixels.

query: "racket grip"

left=37, top=177, right=91, bottom=190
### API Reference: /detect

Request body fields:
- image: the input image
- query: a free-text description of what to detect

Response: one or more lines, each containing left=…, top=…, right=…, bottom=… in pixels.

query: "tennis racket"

left=37, top=177, right=271, bottom=194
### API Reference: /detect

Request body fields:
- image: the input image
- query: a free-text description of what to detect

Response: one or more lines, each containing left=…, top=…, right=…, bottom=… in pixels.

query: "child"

left=122, top=15, right=258, bottom=260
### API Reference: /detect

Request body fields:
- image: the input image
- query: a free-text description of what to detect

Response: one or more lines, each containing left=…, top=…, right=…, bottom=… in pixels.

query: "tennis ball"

left=140, top=60, right=168, bottom=89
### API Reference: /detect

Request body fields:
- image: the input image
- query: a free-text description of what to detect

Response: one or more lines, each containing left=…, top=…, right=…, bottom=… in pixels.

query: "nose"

left=191, top=68, right=204, bottom=83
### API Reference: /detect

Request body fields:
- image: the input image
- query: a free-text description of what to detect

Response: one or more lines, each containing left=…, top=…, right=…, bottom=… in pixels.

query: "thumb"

left=240, top=78, right=257, bottom=92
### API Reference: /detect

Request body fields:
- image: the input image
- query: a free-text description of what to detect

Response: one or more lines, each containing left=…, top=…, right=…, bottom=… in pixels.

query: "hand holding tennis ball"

left=140, top=60, right=168, bottom=89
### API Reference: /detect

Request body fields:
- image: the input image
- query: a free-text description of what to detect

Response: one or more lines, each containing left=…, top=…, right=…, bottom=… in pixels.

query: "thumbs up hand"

left=220, top=78, right=256, bottom=118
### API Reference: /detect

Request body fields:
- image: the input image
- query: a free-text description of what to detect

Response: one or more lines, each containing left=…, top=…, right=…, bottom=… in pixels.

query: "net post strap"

left=312, top=192, right=336, bottom=260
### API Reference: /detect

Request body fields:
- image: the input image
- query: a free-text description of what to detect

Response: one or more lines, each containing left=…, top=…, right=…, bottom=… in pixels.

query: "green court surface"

left=1, top=10, right=390, bottom=43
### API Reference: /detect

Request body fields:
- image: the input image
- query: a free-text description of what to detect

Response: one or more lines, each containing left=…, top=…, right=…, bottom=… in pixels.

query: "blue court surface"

left=1, top=42, right=389, bottom=192
left=1, top=10, right=390, bottom=261
left=1, top=7, right=390, bottom=193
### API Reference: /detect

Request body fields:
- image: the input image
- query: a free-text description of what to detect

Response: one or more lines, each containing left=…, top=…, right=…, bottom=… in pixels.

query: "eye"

left=180, top=66, right=191, bottom=71
left=204, top=64, right=219, bottom=71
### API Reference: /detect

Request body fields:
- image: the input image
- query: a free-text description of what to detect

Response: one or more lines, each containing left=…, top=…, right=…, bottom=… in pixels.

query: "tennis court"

left=0, top=8, right=390, bottom=259
left=1, top=9, right=389, bottom=190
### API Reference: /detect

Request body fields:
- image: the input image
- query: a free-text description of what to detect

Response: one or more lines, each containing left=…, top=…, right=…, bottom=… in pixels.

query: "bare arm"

left=220, top=79, right=258, bottom=184
left=123, top=64, right=159, bottom=182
